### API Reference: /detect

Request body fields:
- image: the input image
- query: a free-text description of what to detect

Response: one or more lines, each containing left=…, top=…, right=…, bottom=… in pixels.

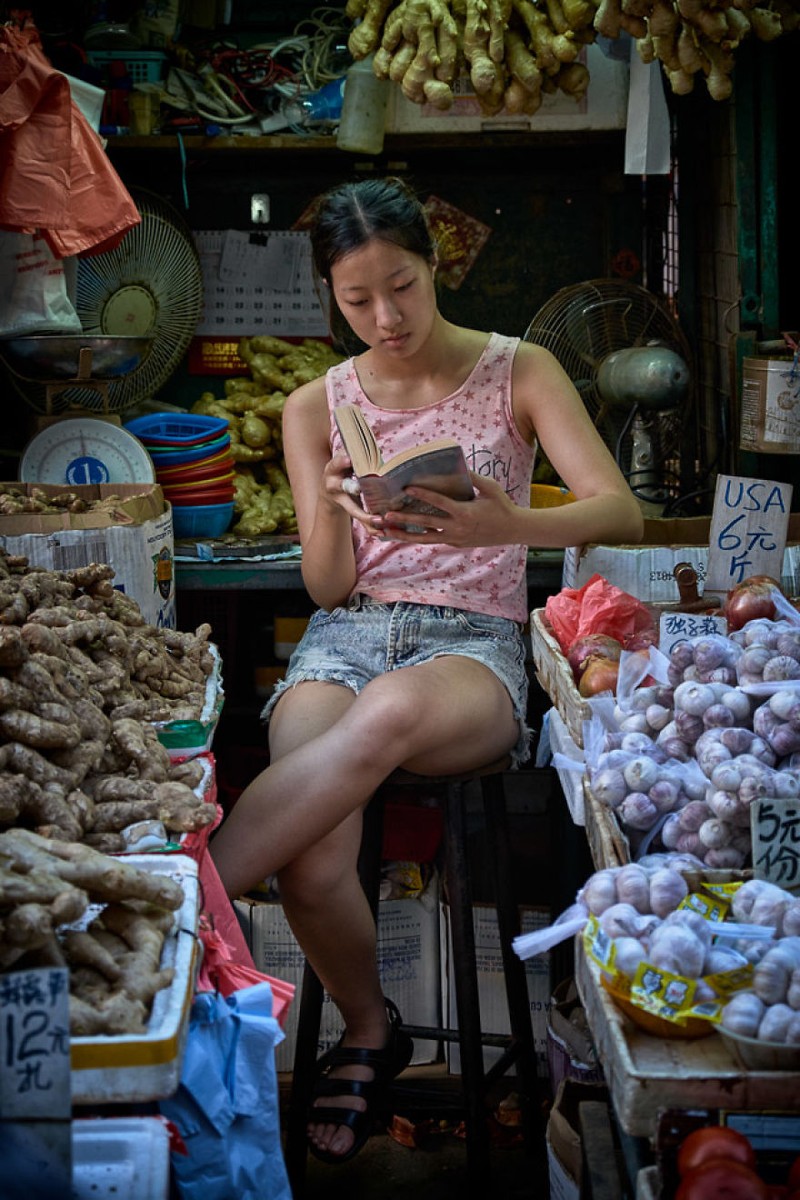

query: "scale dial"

left=19, top=418, right=156, bottom=485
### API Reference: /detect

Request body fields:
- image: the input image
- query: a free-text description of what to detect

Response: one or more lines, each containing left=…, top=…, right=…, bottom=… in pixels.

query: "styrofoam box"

left=235, top=874, right=441, bottom=1071
left=70, top=854, right=200, bottom=1105
left=72, top=1116, right=170, bottom=1200
left=441, top=903, right=551, bottom=1076
left=385, top=45, right=628, bottom=135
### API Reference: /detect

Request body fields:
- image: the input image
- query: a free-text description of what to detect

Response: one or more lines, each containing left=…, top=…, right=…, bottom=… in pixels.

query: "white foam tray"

left=70, top=853, right=200, bottom=1104
left=72, top=1116, right=170, bottom=1199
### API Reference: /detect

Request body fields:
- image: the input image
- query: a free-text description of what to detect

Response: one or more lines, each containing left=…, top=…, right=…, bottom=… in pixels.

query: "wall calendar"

left=193, top=229, right=328, bottom=337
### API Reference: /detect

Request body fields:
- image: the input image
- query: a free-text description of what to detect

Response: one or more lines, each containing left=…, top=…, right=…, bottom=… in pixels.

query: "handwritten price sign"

left=705, top=475, right=793, bottom=595
left=0, top=968, right=71, bottom=1119
left=752, top=796, right=800, bottom=893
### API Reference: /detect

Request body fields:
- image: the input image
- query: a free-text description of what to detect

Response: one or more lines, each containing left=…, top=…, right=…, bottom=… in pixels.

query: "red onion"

left=566, top=633, right=622, bottom=682
left=724, top=574, right=783, bottom=632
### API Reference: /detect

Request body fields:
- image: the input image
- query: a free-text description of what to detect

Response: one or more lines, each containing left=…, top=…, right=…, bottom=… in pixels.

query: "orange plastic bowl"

left=600, top=975, right=712, bottom=1040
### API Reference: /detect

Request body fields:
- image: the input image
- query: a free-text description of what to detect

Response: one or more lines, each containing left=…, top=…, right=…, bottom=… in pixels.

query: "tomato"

left=789, top=1157, right=800, bottom=1191
left=676, top=1159, right=769, bottom=1200
left=678, top=1126, right=758, bottom=1177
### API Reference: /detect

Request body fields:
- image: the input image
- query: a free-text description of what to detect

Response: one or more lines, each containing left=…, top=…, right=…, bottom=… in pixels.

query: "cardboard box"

left=441, top=903, right=551, bottom=1076
left=546, top=978, right=603, bottom=1094
left=546, top=1078, right=611, bottom=1200
left=235, top=875, right=441, bottom=1072
left=0, top=483, right=175, bottom=628
left=385, top=45, right=628, bottom=135
left=562, top=514, right=800, bottom=603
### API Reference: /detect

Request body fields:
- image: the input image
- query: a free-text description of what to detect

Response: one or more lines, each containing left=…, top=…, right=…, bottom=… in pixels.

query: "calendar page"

left=193, top=230, right=329, bottom=336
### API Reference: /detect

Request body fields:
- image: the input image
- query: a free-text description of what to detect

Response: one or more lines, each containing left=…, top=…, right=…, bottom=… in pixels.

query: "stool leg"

left=444, top=779, right=491, bottom=1183
left=285, top=961, right=324, bottom=1198
left=482, top=773, right=544, bottom=1153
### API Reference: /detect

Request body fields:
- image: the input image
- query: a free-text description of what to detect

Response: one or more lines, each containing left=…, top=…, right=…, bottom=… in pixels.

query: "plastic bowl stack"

left=124, top=413, right=235, bottom=538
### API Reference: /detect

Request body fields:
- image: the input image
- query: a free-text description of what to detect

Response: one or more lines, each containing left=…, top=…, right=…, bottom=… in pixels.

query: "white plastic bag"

left=0, top=230, right=82, bottom=337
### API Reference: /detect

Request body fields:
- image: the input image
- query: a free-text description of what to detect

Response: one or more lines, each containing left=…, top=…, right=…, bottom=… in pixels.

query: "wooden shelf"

left=105, top=128, right=624, bottom=154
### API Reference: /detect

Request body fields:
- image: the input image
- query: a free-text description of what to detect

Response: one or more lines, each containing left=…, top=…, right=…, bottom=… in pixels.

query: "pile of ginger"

left=0, top=550, right=223, bottom=1037
left=346, top=0, right=800, bottom=111
left=0, top=826, right=187, bottom=1036
left=0, top=548, right=218, bottom=853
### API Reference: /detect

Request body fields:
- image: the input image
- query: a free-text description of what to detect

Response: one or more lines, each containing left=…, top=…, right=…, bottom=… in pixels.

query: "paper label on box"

left=0, top=508, right=176, bottom=628
left=659, top=611, right=728, bottom=657
left=751, top=796, right=800, bottom=893
left=237, top=882, right=441, bottom=1071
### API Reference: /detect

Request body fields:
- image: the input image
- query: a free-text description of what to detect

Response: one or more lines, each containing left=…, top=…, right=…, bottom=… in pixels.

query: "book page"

left=359, top=443, right=474, bottom=520
left=333, top=405, right=381, bottom=475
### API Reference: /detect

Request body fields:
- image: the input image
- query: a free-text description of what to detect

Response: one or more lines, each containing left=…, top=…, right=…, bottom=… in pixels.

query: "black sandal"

left=307, top=998, right=414, bottom=1165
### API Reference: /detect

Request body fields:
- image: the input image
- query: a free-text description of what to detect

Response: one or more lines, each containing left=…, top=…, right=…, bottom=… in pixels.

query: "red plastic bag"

left=545, top=573, right=656, bottom=654
left=197, top=922, right=295, bottom=1027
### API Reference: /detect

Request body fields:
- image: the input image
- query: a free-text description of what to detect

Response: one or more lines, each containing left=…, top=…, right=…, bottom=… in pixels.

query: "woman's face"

left=329, top=238, right=437, bottom=357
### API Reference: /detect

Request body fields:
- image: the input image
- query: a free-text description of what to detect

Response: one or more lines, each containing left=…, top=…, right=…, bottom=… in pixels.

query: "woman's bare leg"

left=210, top=657, right=520, bottom=1158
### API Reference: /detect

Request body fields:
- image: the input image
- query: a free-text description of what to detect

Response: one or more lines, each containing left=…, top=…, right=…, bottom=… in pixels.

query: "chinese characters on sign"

left=705, top=475, right=792, bottom=595
left=0, top=969, right=71, bottom=1119
left=659, top=611, right=728, bottom=658
left=752, top=797, right=800, bottom=891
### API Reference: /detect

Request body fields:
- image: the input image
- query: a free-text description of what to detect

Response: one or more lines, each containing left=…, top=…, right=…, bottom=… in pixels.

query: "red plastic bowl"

left=168, top=486, right=235, bottom=506
left=156, top=454, right=235, bottom=482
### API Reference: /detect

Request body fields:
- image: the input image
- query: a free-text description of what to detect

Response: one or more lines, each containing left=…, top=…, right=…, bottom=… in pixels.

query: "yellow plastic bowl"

left=530, top=483, right=576, bottom=508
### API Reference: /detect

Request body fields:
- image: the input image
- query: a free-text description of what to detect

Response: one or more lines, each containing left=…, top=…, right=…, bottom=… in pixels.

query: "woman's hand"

left=321, top=453, right=384, bottom=531
left=376, top=471, right=517, bottom=545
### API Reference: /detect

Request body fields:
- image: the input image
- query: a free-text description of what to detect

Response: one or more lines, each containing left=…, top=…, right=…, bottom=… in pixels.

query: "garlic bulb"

left=721, top=991, right=766, bottom=1038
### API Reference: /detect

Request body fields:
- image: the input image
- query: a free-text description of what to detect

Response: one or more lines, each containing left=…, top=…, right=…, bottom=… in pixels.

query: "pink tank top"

left=326, top=333, right=535, bottom=623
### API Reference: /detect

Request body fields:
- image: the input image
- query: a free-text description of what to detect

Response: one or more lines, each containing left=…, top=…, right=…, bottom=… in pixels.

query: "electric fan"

left=523, top=279, right=693, bottom=502
left=2, top=189, right=203, bottom=416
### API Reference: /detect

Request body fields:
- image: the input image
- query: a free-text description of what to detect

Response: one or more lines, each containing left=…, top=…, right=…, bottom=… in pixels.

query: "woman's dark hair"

left=309, top=176, right=436, bottom=283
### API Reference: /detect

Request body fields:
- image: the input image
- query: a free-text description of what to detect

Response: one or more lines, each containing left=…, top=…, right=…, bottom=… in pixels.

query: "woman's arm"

left=509, top=340, right=644, bottom=547
left=282, top=380, right=362, bottom=609
left=383, top=340, right=643, bottom=551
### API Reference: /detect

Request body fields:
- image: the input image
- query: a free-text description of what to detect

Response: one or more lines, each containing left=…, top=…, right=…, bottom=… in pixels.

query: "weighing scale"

left=0, top=334, right=157, bottom=486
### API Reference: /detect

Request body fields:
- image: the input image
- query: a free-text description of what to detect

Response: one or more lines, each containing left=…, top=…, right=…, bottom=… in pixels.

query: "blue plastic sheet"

left=160, top=982, right=291, bottom=1200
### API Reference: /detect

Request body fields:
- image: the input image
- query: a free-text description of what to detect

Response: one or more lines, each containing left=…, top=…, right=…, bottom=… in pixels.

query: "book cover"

left=334, top=404, right=474, bottom=523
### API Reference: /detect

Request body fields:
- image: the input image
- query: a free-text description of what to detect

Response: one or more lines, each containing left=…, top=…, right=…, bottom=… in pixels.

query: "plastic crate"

left=86, top=50, right=167, bottom=85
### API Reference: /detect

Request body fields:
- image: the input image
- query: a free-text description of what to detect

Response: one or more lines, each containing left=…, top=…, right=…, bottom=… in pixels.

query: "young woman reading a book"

left=210, top=176, right=643, bottom=1165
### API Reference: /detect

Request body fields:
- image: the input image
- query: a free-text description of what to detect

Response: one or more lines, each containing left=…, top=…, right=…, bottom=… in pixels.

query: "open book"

left=334, top=404, right=474, bottom=526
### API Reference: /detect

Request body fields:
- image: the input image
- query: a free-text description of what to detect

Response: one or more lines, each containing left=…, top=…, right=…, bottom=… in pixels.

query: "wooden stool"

left=284, top=758, right=545, bottom=1194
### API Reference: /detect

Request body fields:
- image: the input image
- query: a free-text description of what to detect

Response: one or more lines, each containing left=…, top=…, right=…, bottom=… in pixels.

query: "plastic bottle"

left=336, top=55, right=389, bottom=155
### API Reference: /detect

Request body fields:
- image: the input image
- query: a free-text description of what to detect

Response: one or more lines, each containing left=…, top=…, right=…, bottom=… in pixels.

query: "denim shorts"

left=263, top=595, right=532, bottom=767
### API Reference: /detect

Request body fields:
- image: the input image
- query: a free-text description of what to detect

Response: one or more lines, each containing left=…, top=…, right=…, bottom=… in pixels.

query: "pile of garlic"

left=580, top=857, right=753, bottom=1002
left=586, top=616, right=800, bottom=869
left=720, top=879, right=800, bottom=1046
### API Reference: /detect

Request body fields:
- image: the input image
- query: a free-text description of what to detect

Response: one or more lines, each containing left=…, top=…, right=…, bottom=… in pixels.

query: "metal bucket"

left=740, top=356, right=800, bottom=454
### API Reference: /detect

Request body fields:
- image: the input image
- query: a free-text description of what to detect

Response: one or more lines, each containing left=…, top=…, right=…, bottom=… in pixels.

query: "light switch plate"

left=251, top=193, right=270, bottom=223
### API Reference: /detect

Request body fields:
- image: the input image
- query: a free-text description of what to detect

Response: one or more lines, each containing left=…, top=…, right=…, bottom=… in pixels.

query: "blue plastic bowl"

left=125, top=413, right=229, bottom=445
left=171, top=502, right=234, bottom=539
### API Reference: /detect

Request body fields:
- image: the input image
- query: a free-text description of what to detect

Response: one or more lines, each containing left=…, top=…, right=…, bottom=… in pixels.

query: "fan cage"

left=3, top=191, right=203, bottom=417
left=524, top=280, right=694, bottom=505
